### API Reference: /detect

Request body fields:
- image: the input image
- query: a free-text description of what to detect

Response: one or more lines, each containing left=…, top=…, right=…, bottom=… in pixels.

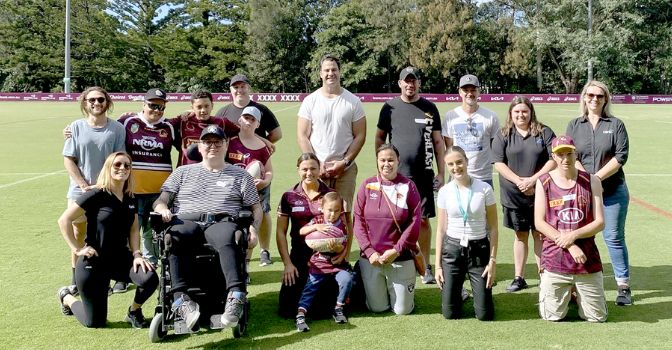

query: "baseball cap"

left=241, top=106, right=261, bottom=122
left=144, top=88, right=167, bottom=102
left=459, top=74, right=480, bottom=88
left=399, top=66, right=420, bottom=80
left=230, top=74, right=250, bottom=86
left=200, top=125, right=227, bottom=140
left=551, top=135, right=576, bottom=153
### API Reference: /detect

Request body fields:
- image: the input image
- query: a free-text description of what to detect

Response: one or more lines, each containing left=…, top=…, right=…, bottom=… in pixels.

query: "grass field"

left=1, top=100, right=671, bottom=349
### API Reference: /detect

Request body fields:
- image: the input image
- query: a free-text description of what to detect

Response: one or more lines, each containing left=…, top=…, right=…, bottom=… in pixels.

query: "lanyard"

left=454, top=180, right=473, bottom=227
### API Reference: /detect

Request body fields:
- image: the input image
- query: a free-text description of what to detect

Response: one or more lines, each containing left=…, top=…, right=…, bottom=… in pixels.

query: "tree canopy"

left=0, top=0, right=669, bottom=93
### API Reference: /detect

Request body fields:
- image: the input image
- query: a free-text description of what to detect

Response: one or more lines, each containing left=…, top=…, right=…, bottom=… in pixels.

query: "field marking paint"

left=631, top=196, right=672, bottom=220
left=0, top=170, right=65, bottom=189
left=272, top=103, right=301, bottom=112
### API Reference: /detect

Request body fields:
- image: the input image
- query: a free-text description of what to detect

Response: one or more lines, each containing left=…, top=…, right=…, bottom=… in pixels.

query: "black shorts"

left=408, top=172, right=436, bottom=219
left=502, top=206, right=535, bottom=232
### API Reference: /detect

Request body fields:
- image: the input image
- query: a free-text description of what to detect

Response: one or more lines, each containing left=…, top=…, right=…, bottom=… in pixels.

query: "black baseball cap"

left=399, top=66, right=420, bottom=80
left=230, top=74, right=250, bottom=86
left=144, top=88, right=167, bottom=102
left=200, top=125, right=227, bottom=140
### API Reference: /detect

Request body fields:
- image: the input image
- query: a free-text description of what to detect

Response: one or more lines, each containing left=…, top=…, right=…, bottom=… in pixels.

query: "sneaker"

left=461, top=287, right=470, bottom=301
left=259, top=249, right=273, bottom=266
left=296, top=314, right=310, bottom=332
left=172, top=295, right=200, bottom=331
left=125, top=307, right=147, bottom=328
left=506, top=277, right=528, bottom=293
left=615, top=286, right=633, bottom=306
left=422, top=265, right=436, bottom=284
left=333, top=307, right=348, bottom=324
left=57, top=286, right=74, bottom=316
left=221, top=291, right=246, bottom=328
left=112, top=281, right=128, bottom=293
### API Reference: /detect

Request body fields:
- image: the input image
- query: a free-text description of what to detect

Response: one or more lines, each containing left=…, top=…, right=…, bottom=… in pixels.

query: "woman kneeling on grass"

left=435, top=146, right=498, bottom=320
left=57, top=152, right=158, bottom=328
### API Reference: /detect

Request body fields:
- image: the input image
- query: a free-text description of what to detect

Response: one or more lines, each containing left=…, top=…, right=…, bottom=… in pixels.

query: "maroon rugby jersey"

left=225, top=136, right=272, bottom=169
left=169, top=115, right=239, bottom=166
left=540, top=170, right=602, bottom=274
left=306, top=215, right=348, bottom=275
left=277, top=181, right=333, bottom=260
left=118, top=113, right=176, bottom=194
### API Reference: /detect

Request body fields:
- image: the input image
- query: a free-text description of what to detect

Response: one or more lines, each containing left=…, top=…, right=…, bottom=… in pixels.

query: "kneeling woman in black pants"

left=434, top=146, right=499, bottom=320
left=57, top=152, right=158, bottom=328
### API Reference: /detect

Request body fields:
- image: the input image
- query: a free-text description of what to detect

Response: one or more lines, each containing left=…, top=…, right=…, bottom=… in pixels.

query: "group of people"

left=56, top=54, right=631, bottom=333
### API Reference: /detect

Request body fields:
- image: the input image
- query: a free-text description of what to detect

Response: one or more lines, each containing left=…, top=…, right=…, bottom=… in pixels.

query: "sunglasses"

left=113, top=161, right=131, bottom=169
left=586, top=93, right=605, bottom=100
left=87, top=97, right=106, bottom=104
left=146, top=102, right=166, bottom=111
left=201, top=140, right=224, bottom=147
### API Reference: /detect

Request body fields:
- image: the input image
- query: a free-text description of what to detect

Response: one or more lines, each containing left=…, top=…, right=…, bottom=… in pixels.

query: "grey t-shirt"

left=62, top=118, right=126, bottom=199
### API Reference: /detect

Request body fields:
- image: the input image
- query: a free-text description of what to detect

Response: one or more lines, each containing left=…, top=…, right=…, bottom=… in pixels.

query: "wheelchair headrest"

left=186, top=143, right=203, bottom=162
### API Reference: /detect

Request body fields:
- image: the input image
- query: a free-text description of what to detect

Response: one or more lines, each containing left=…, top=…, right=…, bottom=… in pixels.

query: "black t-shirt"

left=377, top=97, right=442, bottom=178
left=76, top=188, right=137, bottom=258
left=491, top=126, right=555, bottom=208
left=215, top=100, right=280, bottom=140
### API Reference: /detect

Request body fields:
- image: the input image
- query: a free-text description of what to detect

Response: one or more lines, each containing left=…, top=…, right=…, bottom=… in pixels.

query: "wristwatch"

left=343, top=157, right=351, bottom=167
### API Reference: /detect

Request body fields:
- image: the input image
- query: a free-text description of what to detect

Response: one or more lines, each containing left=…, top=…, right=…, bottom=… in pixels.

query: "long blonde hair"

left=96, top=152, right=133, bottom=196
left=502, top=95, right=546, bottom=137
left=579, top=80, right=613, bottom=118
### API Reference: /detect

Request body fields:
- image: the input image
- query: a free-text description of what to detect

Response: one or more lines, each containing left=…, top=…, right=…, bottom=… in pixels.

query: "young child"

left=295, top=192, right=353, bottom=332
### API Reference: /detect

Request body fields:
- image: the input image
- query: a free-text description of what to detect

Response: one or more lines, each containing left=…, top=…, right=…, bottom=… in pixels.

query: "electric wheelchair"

left=147, top=210, right=253, bottom=343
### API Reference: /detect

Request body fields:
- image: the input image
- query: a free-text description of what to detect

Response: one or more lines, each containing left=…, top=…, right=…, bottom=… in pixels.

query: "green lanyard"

left=454, top=180, right=473, bottom=227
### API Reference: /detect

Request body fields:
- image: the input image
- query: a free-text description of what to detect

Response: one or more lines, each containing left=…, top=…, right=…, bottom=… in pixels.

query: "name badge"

left=562, top=194, right=576, bottom=201
left=460, top=234, right=469, bottom=248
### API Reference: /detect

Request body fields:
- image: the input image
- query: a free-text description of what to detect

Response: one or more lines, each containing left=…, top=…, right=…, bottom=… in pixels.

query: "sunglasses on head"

left=87, top=97, right=106, bottom=104
left=586, top=93, right=605, bottom=100
left=113, top=161, right=131, bottom=169
left=146, top=102, right=166, bottom=111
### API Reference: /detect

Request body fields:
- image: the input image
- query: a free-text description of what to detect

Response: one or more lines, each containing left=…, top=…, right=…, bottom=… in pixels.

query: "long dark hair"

left=502, top=95, right=545, bottom=137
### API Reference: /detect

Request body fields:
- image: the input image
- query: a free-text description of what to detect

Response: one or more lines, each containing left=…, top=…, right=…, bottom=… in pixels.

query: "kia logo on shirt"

left=558, top=208, right=584, bottom=224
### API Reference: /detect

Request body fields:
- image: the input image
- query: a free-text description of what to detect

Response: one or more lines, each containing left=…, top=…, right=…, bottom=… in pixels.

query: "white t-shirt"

left=442, top=106, right=500, bottom=180
left=298, top=88, right=365, bottom=163
left=437, top=179, right=495, bottom=240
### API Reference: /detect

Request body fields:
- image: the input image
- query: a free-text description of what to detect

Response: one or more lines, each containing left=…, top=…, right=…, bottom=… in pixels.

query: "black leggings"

left=71, top=251, right=158, bottom=328
left=440, top=236, right=494, bottom=321
left=167, top=219, right=245, bottom=296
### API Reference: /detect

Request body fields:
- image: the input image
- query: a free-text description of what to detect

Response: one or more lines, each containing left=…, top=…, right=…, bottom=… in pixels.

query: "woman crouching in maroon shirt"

left=353, top=144, right=422, bottom=315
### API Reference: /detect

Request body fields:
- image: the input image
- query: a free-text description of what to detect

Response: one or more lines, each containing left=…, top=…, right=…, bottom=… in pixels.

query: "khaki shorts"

left=67, top=199, right=87, bottom=225
left=539, top=270, right=607, bottom=322
left=321, top=162, right=357, bottom=213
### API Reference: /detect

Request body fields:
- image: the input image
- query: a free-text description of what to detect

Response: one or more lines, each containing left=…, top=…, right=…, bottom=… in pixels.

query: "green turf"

left=1, top=101, right=671, bottom=349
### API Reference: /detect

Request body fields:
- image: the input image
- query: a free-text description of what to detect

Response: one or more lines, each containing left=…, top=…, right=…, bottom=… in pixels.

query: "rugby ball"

left=245, top=160, right=265, bottom=180
left=305, top=225, right=346, bottom=253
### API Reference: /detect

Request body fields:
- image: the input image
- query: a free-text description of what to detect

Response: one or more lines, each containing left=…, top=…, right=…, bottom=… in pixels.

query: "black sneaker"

left=422, top=265, right=436, bottom=284
left=125, top=307, right=147, bottom=328
left=57, top=286, right=74, bottom=316
left=221, top=291, right=246, bottom=328
left=172, top=295, right=200, bottom=331
left=506, top=277, right=528, bottom=293
left=615, top=286, right=633, bottom=306
left=296, top=314, right=310, bottom=332
left=112, top=281, right=128, bottom=293
left=333, top=307, right=348, bottom=324
left=259, top=249, right=273, bottom=266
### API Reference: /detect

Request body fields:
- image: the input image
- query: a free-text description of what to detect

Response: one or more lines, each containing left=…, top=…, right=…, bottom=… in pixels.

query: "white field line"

left=272, top=103, right=301, bottom=112
left=0, top=170, right=66, bottom=189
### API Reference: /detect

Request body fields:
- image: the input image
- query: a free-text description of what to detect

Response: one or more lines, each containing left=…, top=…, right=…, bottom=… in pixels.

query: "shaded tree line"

left=0, top=0, right=670, bottom=94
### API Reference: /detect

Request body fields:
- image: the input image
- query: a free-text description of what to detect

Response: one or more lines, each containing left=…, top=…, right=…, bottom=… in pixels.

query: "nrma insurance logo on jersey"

left=558, top=208, right=583, bottom=224
left=133, top=136, right=165, bottom=151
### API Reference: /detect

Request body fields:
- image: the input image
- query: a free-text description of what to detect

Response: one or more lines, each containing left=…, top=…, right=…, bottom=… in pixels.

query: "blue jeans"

left=602, top=182, right=630, bottom=285
left=298, top=270, right=353, bottom=311
left=137, top=194, right=160, bottom=265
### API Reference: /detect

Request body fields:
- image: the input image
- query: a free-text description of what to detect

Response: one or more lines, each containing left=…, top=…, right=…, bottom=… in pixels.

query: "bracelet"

left=489, top=256, right=496, bottom=262
left=132, top=250, right=142, bottom=258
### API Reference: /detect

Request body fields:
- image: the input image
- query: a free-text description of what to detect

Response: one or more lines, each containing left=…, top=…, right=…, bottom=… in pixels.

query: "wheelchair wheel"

left=232, top=301, right=250, bottom=338
left=149, top=313, right=167, bottom=343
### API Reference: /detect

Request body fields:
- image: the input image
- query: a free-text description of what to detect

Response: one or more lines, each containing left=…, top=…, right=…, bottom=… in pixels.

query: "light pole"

left=64, top=0, right=71, bottom=93
left=587, top=0, right=593, bottom=81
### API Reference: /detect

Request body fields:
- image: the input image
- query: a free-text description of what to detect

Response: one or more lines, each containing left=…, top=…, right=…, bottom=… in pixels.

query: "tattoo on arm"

left=153, top=191, right=175, bottom=210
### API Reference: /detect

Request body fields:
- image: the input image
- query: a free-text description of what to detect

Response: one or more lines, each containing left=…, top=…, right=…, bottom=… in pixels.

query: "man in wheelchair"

left=153, top=125, right=262, bottom=331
